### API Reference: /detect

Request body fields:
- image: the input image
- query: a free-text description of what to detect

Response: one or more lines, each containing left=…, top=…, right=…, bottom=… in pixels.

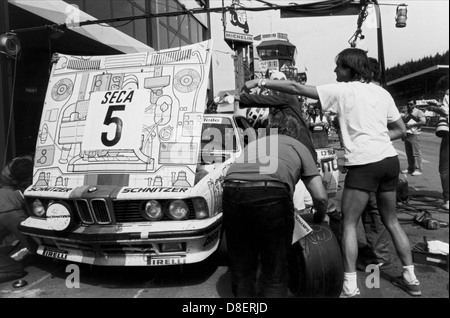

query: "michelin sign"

left=224, top=0, right=253, bottom=44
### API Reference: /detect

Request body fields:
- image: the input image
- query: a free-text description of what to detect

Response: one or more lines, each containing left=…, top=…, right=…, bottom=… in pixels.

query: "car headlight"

left=46, top=202, right=72, bottom=231
left=192, top=197, right=209, bottom=219
left=142, top=200, right=163, bottom=220
left=32, top=199, right=46, bottom=217
left=167, top=200, right=189, bottom=220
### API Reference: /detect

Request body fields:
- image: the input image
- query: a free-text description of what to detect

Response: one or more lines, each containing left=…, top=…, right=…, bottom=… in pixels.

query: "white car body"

left=20, top=113, right=257, bottom=266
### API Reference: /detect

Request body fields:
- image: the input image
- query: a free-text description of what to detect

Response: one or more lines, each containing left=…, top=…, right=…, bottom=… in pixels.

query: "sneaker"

left=411, top=170, right=422, bottom=176
left=340, top=288, right=360, bottom=298
left=401, top=169, right=410, bottom=174
left=391, top=276, right=422, bottom=296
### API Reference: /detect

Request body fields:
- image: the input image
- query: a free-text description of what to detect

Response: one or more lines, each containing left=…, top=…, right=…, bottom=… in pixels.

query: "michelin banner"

left=30, top=40, right=212, bottom=192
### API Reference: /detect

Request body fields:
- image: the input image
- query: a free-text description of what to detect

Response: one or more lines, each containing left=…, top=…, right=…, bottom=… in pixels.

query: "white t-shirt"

left=317, top=82, right=400, bottom=166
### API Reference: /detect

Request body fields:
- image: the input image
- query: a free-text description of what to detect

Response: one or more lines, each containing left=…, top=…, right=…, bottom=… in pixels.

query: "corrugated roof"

left=257, top=39, right=296, bottom=48
left=387, top=65, right=449, bottom=86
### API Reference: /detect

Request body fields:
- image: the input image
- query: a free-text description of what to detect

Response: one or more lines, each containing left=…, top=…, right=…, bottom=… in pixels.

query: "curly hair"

left=267, top=114, right=300, bottom=140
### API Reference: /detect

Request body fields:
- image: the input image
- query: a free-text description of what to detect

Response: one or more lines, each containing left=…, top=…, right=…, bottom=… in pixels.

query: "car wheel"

left=288, top=221, right=344, bottom=298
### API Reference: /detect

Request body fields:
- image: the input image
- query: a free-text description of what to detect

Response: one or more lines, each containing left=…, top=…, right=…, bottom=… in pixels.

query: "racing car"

left=19, top=113, right=256, bottom=266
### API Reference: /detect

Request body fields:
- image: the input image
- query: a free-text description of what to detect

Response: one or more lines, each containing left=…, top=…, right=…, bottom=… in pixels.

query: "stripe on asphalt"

left=396, top=149, right=430, bottom=163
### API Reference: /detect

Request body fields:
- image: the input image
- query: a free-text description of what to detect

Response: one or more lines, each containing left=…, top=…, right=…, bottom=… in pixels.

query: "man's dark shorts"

left=345, top=156, right=400, bottom=192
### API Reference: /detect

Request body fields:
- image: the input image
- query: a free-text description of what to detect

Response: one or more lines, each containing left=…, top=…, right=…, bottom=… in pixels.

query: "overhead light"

left=395, top=4, right=407, bottom=28
left=0, top=32, right=21, bottom=58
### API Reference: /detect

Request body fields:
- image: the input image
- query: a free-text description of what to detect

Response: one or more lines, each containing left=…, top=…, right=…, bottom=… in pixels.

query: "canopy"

left=256, top=39, right=296, bottom=48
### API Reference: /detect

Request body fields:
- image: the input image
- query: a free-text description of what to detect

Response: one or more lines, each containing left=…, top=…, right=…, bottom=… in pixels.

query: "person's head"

left=269, top=71, right=286, bottom=81
left=334, top=48, right=372, bottom=83
left=368, top=57, right=380, bottom=83
left=314, top=104, right=322, bottom=114
left=407, top=100, right=415, bottom=112
left=268, top=71, right=287, bottom=96
left=267, top=114, right=300, bottom=140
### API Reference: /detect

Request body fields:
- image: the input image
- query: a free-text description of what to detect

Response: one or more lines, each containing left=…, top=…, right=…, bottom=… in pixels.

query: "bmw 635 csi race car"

left=19, top=42, right=256, bottom=266
left=19, top=112, right=256, bottom=266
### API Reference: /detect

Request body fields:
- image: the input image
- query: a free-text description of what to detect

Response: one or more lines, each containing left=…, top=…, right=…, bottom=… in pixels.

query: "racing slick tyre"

left=288, top=221, right=344, bottom=298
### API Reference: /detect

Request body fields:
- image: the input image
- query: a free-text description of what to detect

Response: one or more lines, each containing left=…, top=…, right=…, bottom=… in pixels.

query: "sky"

left=209, top=0, right=450, bottom=95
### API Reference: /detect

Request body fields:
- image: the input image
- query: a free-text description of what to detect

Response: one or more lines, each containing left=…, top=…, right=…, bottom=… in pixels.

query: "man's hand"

left=313, top=210, right=328, bottom=224
left=241, top=79, right=260, bottom=93
left=299, top=209, right=328, bottom=224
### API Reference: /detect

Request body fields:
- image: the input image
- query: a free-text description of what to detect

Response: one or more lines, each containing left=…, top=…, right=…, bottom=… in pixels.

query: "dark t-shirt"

left=238, top=93, right=317, bottom=161
left=225, top=134, right=320, bottom=195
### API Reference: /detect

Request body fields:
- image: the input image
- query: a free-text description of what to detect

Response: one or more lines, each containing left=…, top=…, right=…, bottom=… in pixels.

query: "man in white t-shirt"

left=401, top=101, right=426, bottom=176
left=240, top=48, right=421, bottom=298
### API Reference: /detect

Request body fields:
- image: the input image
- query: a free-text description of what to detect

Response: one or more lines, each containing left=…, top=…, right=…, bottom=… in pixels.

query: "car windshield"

left=198, top=117, right=239, bottom=166
left=201, top=117, right=237, bottom=152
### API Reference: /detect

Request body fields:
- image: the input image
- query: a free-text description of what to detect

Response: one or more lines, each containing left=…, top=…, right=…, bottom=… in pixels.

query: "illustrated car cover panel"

left=26, top=40, right=213, bottom=199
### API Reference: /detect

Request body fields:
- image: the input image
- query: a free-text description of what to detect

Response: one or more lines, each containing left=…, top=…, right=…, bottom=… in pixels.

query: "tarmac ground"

left=327, top=134, right=449, bottom=298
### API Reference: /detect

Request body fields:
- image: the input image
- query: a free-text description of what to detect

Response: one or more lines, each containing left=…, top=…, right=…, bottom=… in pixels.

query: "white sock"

left=343, top=272, right=358, bottom=293
left=402, top=265, right=419, bottom=284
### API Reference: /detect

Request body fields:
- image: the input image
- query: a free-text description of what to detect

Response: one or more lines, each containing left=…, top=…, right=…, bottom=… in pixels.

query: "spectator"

left=222, top=114, right=328, bottom=298
left=308, top=103, right=329, bottom=148
left=427, top=89, right=449, bottom=210
left=240, top=48, right=421, bottom=297
left=401, top=100, right=426, bottom=176
left=0, top=155, right=35, bottom=284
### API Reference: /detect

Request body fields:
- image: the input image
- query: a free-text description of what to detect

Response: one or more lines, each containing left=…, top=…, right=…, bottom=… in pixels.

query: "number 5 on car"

left=82, top=89, right=148, bottom=151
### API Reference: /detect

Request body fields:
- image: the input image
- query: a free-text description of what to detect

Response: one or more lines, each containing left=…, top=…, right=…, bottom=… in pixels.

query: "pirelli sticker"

left=42, top=247, right=68, bottom=260
left=149, top=257, right=186, bottom=266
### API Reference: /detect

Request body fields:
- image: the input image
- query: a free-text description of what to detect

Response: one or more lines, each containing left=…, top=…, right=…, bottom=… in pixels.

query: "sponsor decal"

left=203, top=117, right=221, bottom=124
left=149, top=257, right=186, bottom=266
left=121, top=187, right=189, bottom=193
left=43, top=247, right=68, bottom=260
left=47, top=203, right=72, bottom=231
left=203, top=229, right=220, bottom=247
left=28, top=187, right=73, bottom=192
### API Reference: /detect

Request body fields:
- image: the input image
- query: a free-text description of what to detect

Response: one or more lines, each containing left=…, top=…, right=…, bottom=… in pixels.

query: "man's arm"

left=302, top=175, right=328, bottom=223
left=235, top=93, right=288, bottom=108
left=405, top=109, right=426, bottom=129
left=388, top=117, right=407, bottom=141
left=427, top=105, right=449, bottom=117
left=242, top=79, right=319, bottom=100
